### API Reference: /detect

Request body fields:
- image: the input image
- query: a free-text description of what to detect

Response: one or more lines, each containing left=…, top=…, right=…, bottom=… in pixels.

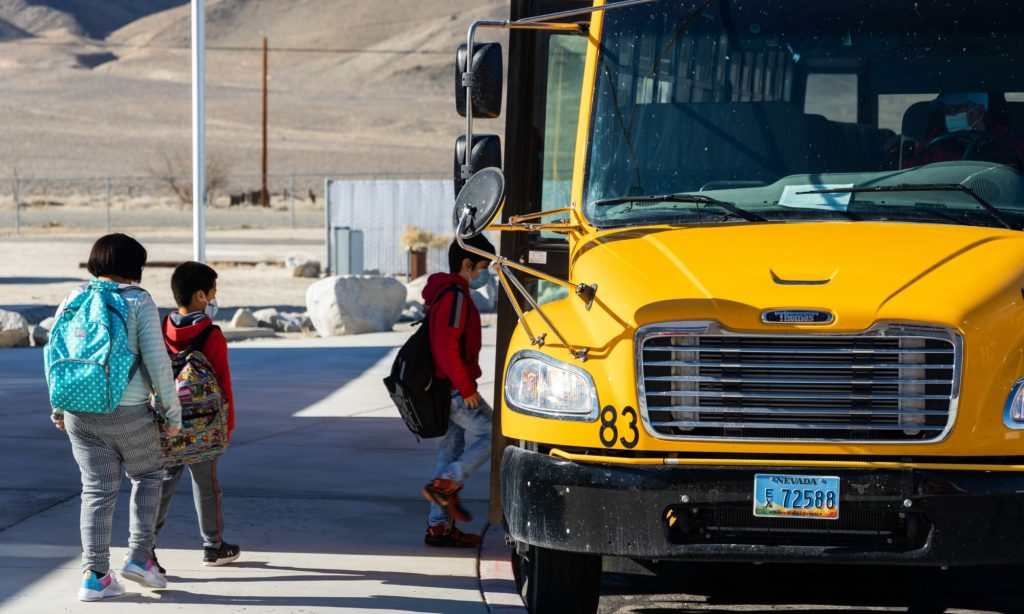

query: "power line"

left=6, top=37, right=451, bottom=55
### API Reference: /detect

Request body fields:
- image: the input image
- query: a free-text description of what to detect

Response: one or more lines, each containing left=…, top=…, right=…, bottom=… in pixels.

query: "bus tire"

left=515, top=544, right=601, bottom=614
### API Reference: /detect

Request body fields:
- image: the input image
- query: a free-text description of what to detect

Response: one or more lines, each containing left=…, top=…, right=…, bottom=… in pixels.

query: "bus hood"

left=572, top=221, right=1024, bottom=331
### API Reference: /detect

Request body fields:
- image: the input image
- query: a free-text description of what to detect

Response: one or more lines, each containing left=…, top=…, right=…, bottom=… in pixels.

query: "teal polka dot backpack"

left=45, top=280, right=140, bottom=414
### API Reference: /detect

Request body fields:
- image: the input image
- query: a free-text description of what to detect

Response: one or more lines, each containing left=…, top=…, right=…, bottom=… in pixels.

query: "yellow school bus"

left=451, top=1, right=1024, bottom=612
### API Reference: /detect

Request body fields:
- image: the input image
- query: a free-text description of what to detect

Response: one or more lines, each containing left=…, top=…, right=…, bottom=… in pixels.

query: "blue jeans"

left=428, top=393, right=493, bottom=526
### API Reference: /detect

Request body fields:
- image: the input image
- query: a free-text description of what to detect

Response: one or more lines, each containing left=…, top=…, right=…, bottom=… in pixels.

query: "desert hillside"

left=0, top=0, right=507, bottom=181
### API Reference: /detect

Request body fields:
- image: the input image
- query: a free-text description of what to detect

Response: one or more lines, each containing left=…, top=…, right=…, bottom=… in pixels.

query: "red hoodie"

left=162, top=314, right=236, bottom=436
left=423, top=273, right=482, bottom=398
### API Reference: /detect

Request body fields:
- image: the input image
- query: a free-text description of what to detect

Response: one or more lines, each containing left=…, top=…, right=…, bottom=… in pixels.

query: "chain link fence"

left=0, top=172, right=430, bottom=234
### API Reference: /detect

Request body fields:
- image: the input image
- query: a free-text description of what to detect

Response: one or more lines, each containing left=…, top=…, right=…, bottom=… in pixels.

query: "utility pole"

left=260, top=36, right=269, bottom=208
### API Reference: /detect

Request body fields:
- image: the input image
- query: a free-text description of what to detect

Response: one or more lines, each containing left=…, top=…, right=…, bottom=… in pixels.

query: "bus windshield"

left=583, top=0, right=1024, bottom=230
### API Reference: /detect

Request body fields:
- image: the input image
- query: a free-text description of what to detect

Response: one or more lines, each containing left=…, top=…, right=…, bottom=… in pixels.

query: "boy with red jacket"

left=153, top=261, right=240, bottom=569
left=420, top=235, right=496, bottom=547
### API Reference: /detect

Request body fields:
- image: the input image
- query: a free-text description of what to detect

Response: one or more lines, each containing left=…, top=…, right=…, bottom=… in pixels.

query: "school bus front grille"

left=636, top=323, right=960, bottom=443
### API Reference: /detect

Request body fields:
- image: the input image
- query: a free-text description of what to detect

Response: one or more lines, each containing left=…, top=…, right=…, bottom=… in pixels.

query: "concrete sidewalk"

left=0, top=326, right=500, bottom=613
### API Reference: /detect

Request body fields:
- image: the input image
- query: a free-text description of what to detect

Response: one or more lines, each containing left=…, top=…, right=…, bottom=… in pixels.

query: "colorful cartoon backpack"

left=45, top=281, right=141, bottom=414
left=161, top=322, right=230, bottom=466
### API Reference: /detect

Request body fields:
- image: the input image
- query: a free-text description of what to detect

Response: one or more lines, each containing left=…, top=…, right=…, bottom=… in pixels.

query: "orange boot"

left=422, top=478, right=472, bottom=522
left=424, top=521, right=482, bottom=548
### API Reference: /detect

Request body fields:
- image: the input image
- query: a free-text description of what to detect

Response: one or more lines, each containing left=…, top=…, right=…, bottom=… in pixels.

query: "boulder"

left=31, top=325, right=50, bottom=347
left=400, top=300, right=425, bottom=322
left=306, top=275, right=406, bottom=336
left=286, top=253, right=321, bottom=278
left=282, top=311, right=313, bottom=332
left=252, top=308, right=281, bottom=329
left=230, top=308, right=259, bottom=329
left=0, top=310, right=30, bottom=348
left=277, top=312, right=306, bottom=333
left=404, top=274, right=430, bottom=304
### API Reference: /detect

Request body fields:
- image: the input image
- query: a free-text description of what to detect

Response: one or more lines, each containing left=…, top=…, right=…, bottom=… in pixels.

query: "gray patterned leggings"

left=65, top=403, right=164, bottom=574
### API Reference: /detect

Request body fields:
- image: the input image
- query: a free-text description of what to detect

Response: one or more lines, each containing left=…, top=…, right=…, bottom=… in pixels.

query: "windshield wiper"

left=800, top=183, right=1017, bottom=230
left=592, top=193, right=768, bottom=222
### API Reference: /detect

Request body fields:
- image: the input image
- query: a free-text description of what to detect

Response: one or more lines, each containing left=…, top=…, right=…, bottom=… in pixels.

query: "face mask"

left=944, top=112, right=974, bottom=133
left=204, top=298, right=219, bottom=319
left=469, top=269, right=490, bottom=290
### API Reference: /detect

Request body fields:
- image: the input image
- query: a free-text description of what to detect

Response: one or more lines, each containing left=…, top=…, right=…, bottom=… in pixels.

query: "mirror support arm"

left=457, top=213, right=592, bottom=298
left=501, top=264, right=589, bottom=361
left=457, top=212, right=591, bottom=361
left=495, top=265, right=544, bottom=348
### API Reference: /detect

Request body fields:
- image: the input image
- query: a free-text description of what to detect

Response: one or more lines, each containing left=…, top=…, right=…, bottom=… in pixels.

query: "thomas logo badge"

left=762, top=310, right=833, bottom=324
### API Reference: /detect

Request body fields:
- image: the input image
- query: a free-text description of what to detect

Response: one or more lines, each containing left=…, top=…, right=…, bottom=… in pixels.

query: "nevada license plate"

left=753, top=473, right=840, bottom=520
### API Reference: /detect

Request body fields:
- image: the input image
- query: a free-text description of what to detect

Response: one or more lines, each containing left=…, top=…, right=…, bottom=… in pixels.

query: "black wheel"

left=514, top=543, right=601, bottom=614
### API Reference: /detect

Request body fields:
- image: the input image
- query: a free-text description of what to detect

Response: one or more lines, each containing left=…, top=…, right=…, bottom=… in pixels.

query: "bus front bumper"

left=501, top=446, right=1024, bottom=566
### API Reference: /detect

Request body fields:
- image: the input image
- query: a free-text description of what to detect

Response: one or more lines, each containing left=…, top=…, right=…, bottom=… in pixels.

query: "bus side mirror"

left=453, top=167, right=505, bottom=239
left=454, top=134, right=502, bottom=197
left=456, top=42, right=503, bottom=118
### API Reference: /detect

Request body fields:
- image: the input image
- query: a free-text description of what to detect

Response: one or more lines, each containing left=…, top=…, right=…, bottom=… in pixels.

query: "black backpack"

left=383, top=286, right=464, bottom=439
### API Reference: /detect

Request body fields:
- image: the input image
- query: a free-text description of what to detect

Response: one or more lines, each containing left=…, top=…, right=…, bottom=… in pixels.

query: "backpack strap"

left=189, top=323, right=220, bottom=354
left=163, top=313, right=219, bottom=355
left=425, top=284, right=469, bottom=357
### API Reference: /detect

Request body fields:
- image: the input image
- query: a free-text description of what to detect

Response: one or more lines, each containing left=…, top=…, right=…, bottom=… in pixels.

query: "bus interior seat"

left=901, top=99, right=1024, bottom=143
left=806, top=114, right=895, bottom=172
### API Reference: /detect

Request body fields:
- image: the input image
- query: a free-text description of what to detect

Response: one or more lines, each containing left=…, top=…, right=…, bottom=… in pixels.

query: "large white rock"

left=286, top=253, right=321, bottom=278
left=230, top=308, right=259, bottom=328
left=404, top=274, right=430, bottom=304
left=0, top=310, right=30, bottom=348
left=306, top=275, right=406, bottom=336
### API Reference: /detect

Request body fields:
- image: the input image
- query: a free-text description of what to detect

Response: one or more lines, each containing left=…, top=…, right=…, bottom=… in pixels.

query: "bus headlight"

left=504, top=351, right=599, bottom=421
left=1004, top=378, right=1024, bottom=429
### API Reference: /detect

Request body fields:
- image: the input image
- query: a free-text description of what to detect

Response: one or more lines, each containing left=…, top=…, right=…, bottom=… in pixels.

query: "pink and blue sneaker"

left=121, top=557, right=167, bottom=589
left=78, top=569, right=125, bottom=601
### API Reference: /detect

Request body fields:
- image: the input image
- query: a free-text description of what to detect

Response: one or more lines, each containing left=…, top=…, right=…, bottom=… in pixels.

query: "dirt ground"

left=0, top=228, right=328, bottom=322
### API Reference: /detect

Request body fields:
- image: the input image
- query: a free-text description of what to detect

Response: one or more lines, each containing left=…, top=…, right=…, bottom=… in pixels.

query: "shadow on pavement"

left=118, top=591, right=481, bottom=611
left=167, top=560, right=474, bottom=590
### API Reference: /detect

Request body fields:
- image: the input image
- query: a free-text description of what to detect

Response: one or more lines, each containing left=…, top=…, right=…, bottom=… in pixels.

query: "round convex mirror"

left=452, top=167, right=505, bottom=239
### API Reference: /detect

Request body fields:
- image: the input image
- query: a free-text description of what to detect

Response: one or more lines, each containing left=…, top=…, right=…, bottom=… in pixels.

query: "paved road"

left=0, top=329, right=495, bottom=613
left=598, top=562, right=1023, bottom=613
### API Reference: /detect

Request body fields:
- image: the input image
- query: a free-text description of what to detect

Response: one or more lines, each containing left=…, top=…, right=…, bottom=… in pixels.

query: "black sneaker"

left=203, top=542, right=240, bottom=567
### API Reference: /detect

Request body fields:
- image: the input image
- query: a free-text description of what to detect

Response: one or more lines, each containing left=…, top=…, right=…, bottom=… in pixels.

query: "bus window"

left=804, top=74, right=858, bottom=124
left=540, top=35, right=587, bottom=232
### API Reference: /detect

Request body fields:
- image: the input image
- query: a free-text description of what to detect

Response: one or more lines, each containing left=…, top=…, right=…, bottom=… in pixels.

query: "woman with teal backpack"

left=45, top=233, right=182, bottom=601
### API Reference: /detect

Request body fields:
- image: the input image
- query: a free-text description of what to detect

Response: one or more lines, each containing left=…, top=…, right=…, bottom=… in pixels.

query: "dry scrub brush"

left=144, top=151, right=231, bottom=207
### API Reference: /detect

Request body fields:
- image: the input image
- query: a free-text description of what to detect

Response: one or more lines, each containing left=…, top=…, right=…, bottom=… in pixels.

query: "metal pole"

left=105, top=177, right=111, bottom=232
left=289, top=173, right=295, bottom=229
left=324, top=179, right=331, bottom=275
left=260, top=36, right=269, bottom=208
left=192, top=0, right=207, bottom=263
left=13, top=178, right=19, bottom=235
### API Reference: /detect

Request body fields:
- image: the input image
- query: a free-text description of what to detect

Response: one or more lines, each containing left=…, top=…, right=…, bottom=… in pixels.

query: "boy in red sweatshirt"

left=420, top=235, right=496, bottom=547
left=153, top=261, right=240, bottom=569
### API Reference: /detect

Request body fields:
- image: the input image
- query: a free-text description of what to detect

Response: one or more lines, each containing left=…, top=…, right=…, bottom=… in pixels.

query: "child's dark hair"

left=87, top=233, right=148, bottom=282
left=171, top=261, right=218, bottom=307
left=448, top=235, right=496, bottom=274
